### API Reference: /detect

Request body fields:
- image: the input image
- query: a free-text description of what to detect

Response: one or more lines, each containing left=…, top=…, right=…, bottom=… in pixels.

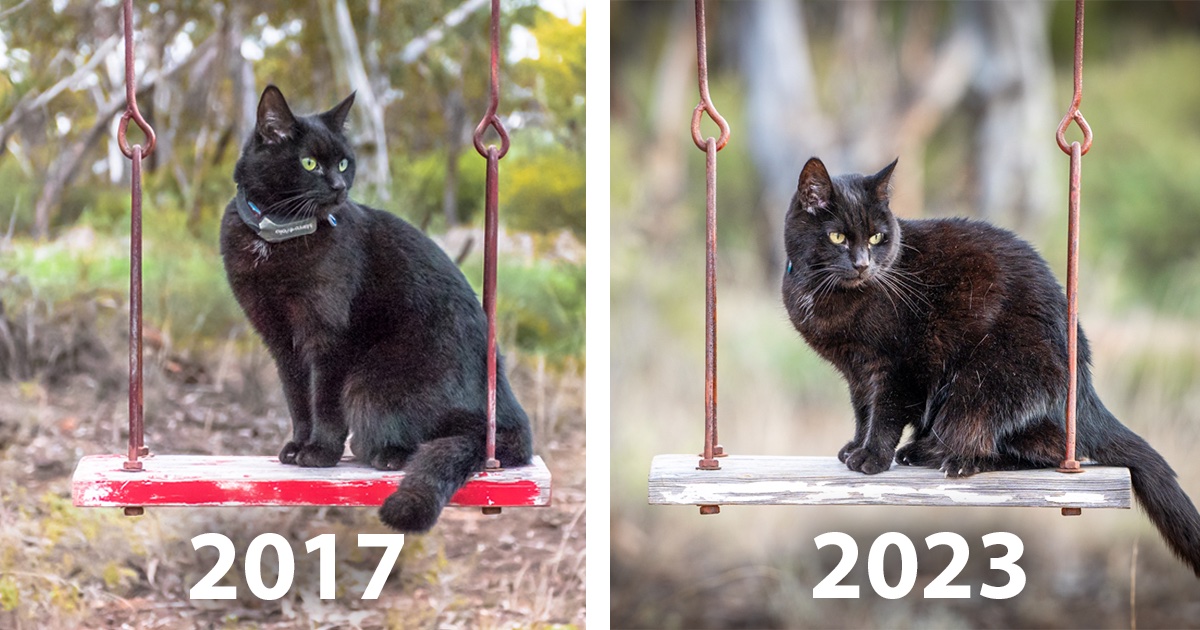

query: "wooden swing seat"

left=648, top=454, right=1130, bottom=509
left=73, top=454, right=551, bottom=508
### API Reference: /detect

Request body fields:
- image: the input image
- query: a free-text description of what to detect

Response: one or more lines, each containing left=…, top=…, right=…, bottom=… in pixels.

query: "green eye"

left=301, top=157, right=317, bottom=171
left=829, top=232, right=846, bottom=244
left=869, top=233, right=883, bottom=245
left=338, top=158, right=349, bottom=172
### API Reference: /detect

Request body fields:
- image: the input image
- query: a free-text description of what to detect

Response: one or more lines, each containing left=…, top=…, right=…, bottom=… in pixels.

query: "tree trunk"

left=326, top=0, right=391, bottom=202
left=737, top=0, right=832, bottom=278
left=33, top=118, right=109, bottom=239
left=442, top=88, right=466, bottom=227
left=970, top=1, right=1054, bottom=230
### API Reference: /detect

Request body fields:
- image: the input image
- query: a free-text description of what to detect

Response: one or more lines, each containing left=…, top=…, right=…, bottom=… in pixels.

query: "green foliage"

left=0, top=575, right=18, bottom=612
left=1072, top=38, right=1200, bottom=314
left=463, top=256, right=585, bottom=365
left=1, top=215, right=244, bottom=346
left=514, top=11, right=586, bottom=150
left=390, top=150, right=486, bottom=230
left=502, top=143, right=585, bottom=236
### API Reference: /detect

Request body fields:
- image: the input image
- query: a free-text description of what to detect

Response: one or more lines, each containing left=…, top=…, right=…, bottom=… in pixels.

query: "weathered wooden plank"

left=73, top=454, right=551, bottom=508
left=648, top=454, right=1131, bottom=509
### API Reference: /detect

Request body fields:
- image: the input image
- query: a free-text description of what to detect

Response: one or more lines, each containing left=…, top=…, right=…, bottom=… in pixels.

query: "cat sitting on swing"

left=781, top=156, right=1200, bottom=576
left=220, top=85, right=533, bottom=533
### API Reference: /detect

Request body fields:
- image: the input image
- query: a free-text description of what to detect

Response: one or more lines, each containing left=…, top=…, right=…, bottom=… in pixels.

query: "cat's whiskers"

left=873, top=266, right=931, bottom=313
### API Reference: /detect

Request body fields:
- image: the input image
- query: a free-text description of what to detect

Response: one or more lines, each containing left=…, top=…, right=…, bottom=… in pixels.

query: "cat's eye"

left=869, top=233, right=884, bottom=245
left=338, top=158, right=349, bottom=172
left=301, top=157, right=317, bottom=171
left=829, top=232, right=846, bottom=244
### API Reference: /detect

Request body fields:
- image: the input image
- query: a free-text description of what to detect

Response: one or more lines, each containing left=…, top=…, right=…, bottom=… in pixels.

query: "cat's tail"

left=379, top=432, right=484, bottom=533
left=1087, top=398, right=1200, bottom=577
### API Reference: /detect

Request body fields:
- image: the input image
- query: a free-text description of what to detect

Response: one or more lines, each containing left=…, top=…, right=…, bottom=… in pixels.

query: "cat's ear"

left=797, top=157, right=833, bottom=214
left=872, top=158, right=898, bottom=200
left=256, top=85, right=296, bottom=144
left=321, top=91, right=356, bottom=132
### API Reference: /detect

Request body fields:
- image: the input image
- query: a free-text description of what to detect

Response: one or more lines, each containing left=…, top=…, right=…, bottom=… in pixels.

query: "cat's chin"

left=841, top=276, right=873, bottom=289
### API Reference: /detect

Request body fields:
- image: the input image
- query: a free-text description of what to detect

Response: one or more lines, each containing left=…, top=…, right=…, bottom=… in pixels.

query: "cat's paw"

left=278, top=441, right=303, bottom=465
left=379, top=486, right=441, bottom=533
left=295, top=442, right=343, bottom=468
left=845, top=446, right=894, bottom=475
left=837, top=439, right=862, bottom=463
left=370, top=447, right=411, bottom=471
left=895, top=440, right=939, bottom=467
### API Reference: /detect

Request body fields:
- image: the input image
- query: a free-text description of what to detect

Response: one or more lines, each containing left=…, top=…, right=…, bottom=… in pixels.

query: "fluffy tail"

left=1092, top=422, right=1200, bottom=577
left=379, top=434, right=483, bottom=533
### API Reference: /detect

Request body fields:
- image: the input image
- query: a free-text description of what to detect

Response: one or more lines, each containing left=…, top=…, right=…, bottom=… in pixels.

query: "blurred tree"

left=733, top=1, right=1054, bottom=275
left=0, top=0, right=582, bottom=240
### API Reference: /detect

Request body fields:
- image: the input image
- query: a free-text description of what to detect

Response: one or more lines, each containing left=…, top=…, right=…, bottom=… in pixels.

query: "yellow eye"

left=829, top=232, right=846, bottom=244
left=869, top=233, right=883, bottom=245
left=338, top=158, right=349, bottom=172
left=301, top=157, right=317, bottom=171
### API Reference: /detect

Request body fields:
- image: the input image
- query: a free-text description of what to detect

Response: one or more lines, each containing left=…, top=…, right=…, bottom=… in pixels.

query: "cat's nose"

left=329, top=176, right=347, bottom=192
left=853, top=249, right=870, bottom=272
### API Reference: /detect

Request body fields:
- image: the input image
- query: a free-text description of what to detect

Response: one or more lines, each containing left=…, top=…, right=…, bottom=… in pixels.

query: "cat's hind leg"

left=343, top=381, right=421, bottom=471
left=895, top=435, right=942, bottom=467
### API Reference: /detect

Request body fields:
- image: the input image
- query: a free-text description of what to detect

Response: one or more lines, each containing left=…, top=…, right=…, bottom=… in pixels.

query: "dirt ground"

left=0, top=299, right=586, bottom=629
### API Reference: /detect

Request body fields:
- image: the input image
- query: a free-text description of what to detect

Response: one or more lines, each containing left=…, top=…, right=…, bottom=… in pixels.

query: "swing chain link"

left=690, top=0, right=729, bottom=153
left=1055, top=0, right=1092, bottom=157
left=116, top=0, right=155, bottom=160
left=472, top=0, right=511, bottom=160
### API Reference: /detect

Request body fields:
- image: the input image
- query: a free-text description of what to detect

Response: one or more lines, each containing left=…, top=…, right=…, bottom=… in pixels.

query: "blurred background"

left=0, top=1, right=584, bottom=627
left=612, top=1, right=1200, bottom=628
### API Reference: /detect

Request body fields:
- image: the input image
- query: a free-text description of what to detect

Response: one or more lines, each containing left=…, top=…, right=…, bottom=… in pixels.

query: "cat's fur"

left=781, top=156, right=1200, bottom=576
left=220, top=85, right=532, bottom=532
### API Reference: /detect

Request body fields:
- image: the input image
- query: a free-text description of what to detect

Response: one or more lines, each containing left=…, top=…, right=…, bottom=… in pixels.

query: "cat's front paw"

left=279, top=441, right=303, bottom=465
left=837, top=439, right=862, bottom=463
left=895, top=440, right=939, bottom=467
left=845, top=446, right=894, bottom=475
left=295, top=442, right=343, bottom=468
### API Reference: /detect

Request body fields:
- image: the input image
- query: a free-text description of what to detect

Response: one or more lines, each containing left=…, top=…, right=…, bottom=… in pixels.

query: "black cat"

left=220, top=85, right=533, bottom=532
left=781, top=156, right=1200, bottom=576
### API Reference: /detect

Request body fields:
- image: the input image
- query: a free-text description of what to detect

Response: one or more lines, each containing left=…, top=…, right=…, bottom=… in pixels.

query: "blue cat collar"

left=235, top=188, right=318, bottom=243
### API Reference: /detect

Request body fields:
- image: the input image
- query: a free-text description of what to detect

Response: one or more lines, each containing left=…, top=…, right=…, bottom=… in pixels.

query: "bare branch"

left=0, top=36, right=121, bottom=154
left=0, top=0, right=34, bottom=21
left=399, top=0, right=490, bottom=64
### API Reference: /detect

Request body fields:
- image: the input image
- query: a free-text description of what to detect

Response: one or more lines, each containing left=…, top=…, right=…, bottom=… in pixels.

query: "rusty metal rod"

left=692, top=0, right=728, bottom=474
left=125, top=144, right=144, bottom=472
left=1060, top=141, right=1083, bottom=476
left=699, top=137, right=719, bottom=471
left=483, top=147, right=501, bottom=472
left=118, top=0, right=154, bottom=473
left=1056, top=0, right=1089, bottom=489
left=473, top=0, right=508, bottom=475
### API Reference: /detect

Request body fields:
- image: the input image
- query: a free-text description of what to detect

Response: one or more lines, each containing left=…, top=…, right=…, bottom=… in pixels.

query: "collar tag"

left=236, top=188, right=319, bottom=243
left=257, top=216, right=318, bottom=242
